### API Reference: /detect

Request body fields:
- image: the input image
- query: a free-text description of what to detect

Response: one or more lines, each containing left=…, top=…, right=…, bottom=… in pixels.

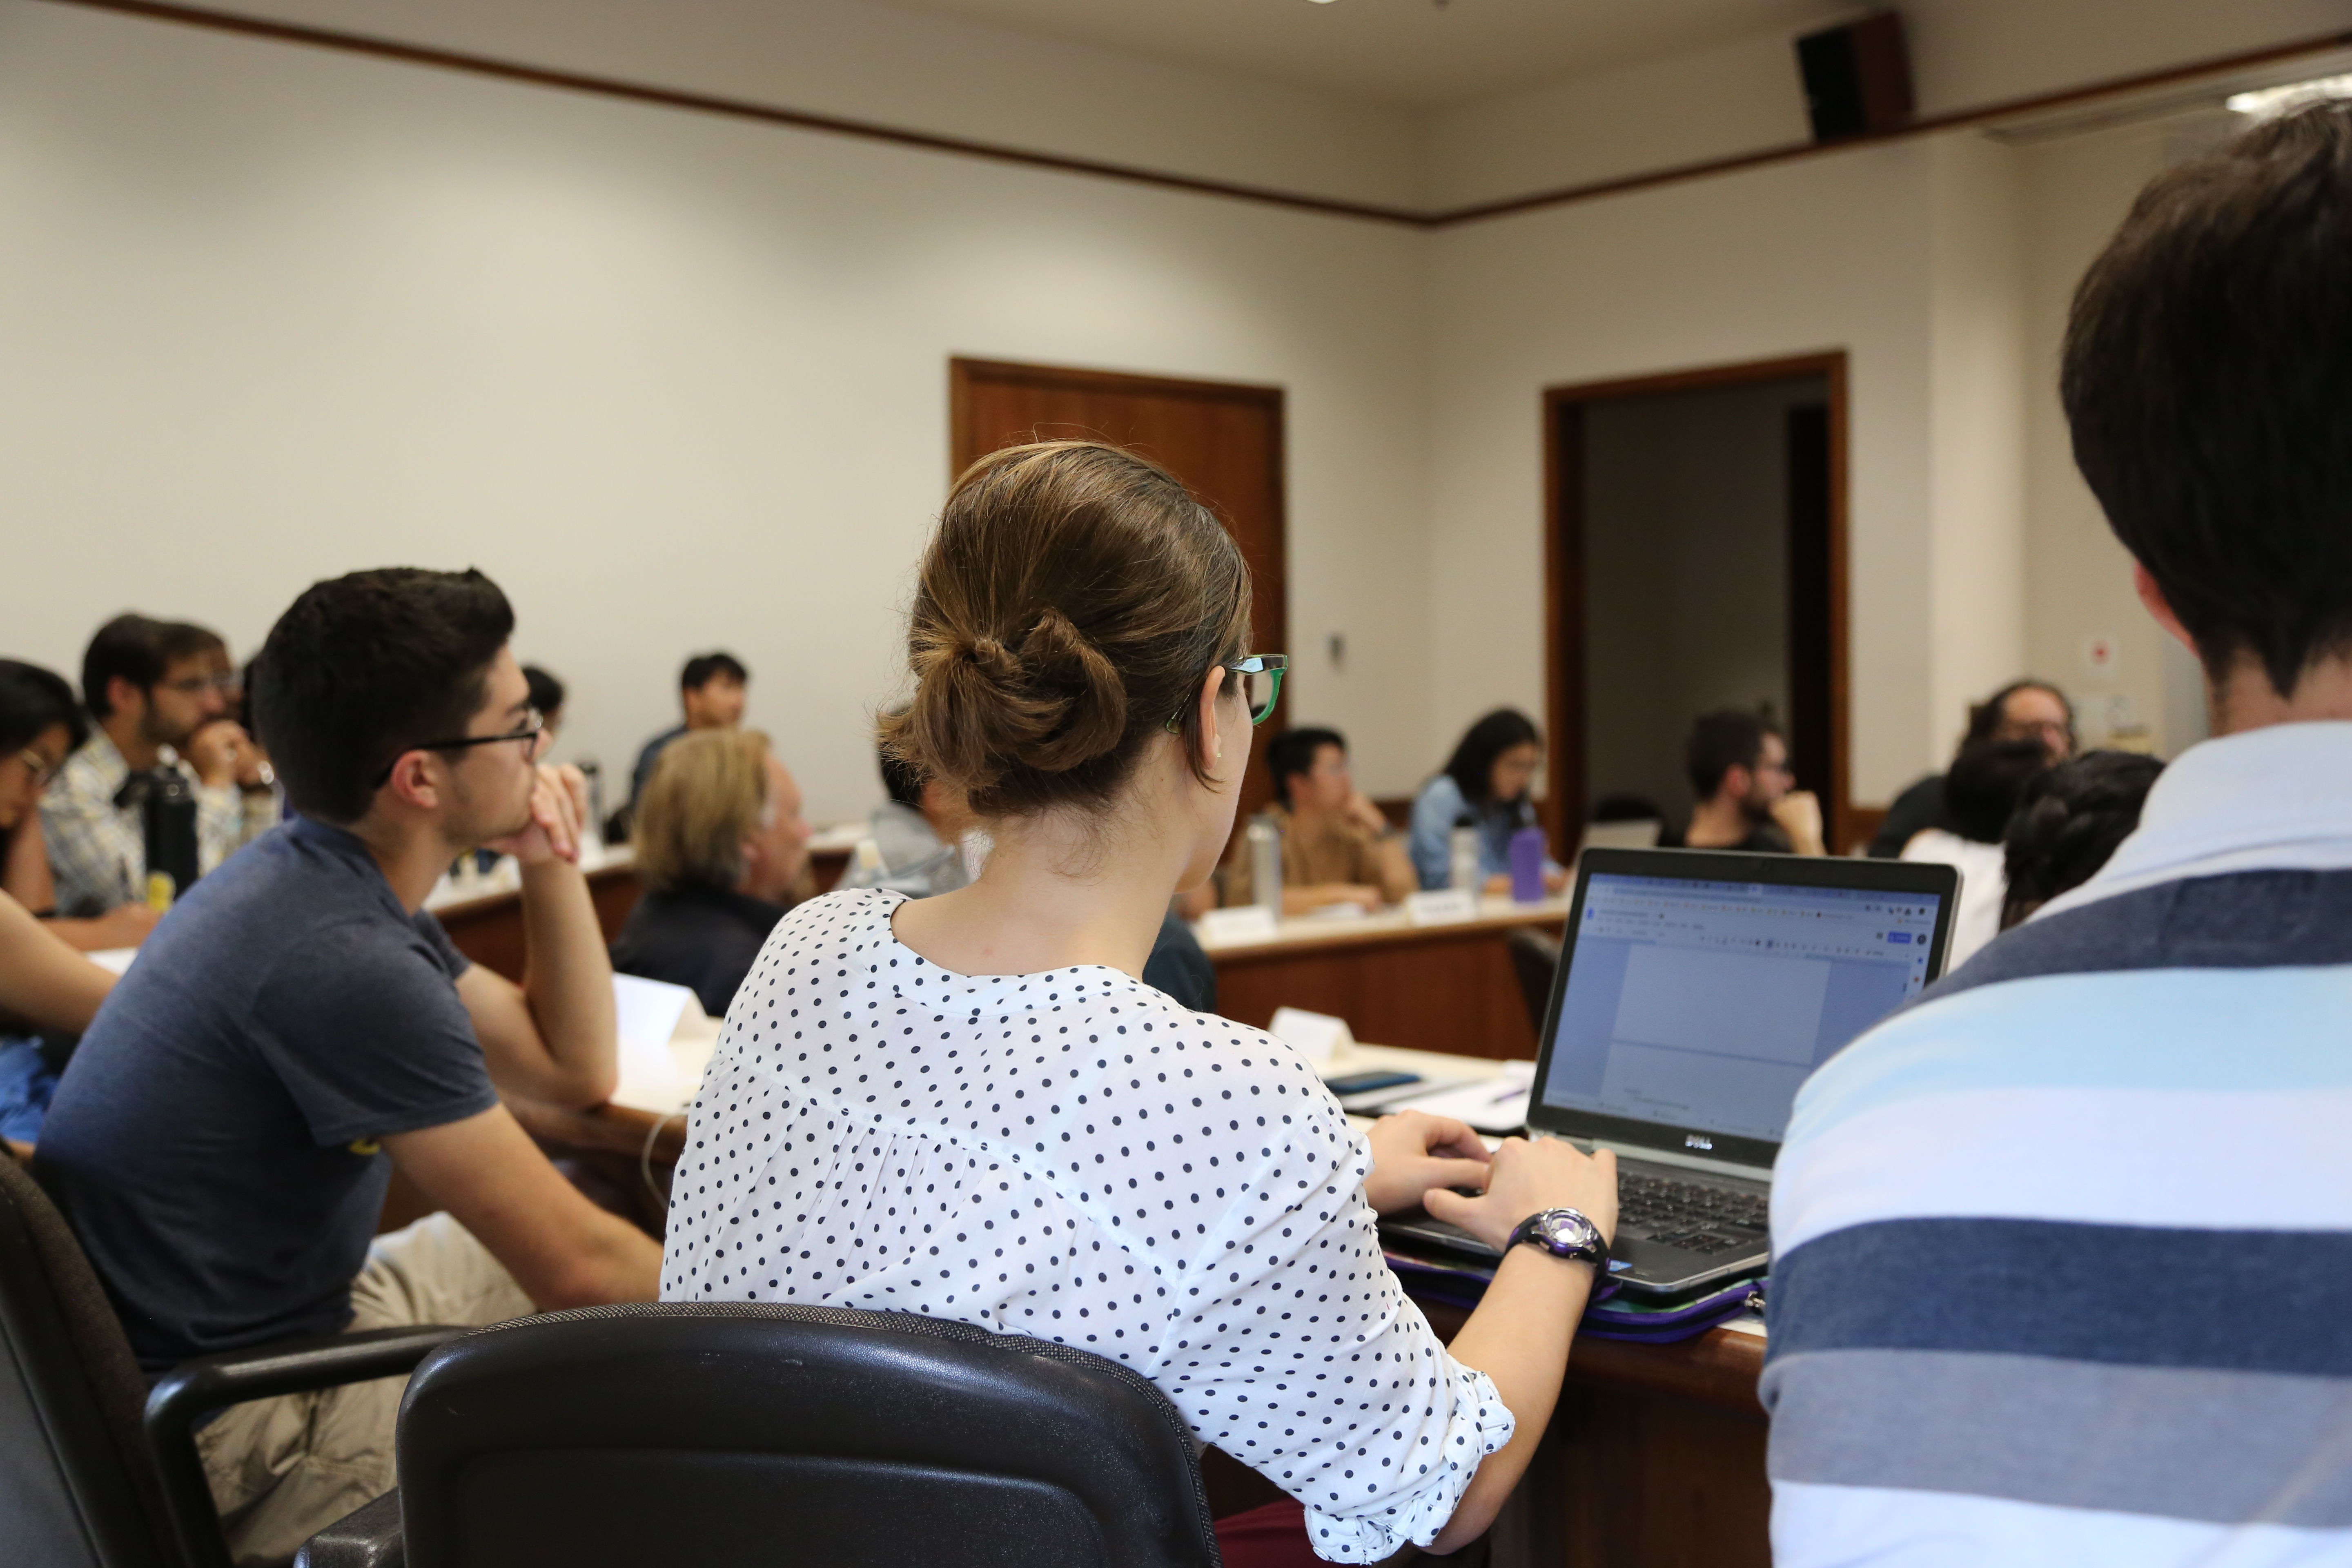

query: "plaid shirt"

left=40, top=731, right=270, bottom=916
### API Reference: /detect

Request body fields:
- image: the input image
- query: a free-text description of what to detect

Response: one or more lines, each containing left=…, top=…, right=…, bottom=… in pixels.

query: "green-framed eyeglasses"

left=1171, top=654, right=1286, bottom=731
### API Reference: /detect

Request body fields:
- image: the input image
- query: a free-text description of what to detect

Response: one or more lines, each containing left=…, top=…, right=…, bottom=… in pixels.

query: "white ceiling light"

left=2227, top=73, right=2352, bottom=118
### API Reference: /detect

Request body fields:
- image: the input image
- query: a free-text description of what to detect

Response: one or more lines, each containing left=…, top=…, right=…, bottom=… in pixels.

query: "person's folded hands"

left=1361, top=1109, right=1492, bottom=1215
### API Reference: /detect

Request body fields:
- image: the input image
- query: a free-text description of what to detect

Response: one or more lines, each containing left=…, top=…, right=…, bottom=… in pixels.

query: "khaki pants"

left=195, top=1213, right=535, bottom=1567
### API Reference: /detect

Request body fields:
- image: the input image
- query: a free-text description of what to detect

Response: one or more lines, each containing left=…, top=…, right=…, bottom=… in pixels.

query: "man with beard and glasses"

left=41, top=614, right=275, bottom=929
left=34, top=568, right=660, bottom=1566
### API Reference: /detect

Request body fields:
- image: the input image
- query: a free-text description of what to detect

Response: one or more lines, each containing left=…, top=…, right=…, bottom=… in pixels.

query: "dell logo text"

left=1684, top=1134, right=1714, bottom=1151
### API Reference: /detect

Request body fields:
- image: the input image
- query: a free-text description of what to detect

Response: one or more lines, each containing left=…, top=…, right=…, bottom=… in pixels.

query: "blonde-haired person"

left=608, top=727, right=810, bottom=1018
left=662, top=443, right=1617, bottom=1564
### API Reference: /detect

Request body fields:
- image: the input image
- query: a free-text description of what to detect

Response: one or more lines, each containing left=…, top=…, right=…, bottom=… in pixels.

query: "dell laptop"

left=1383, top=846, right=1960, bottom=1299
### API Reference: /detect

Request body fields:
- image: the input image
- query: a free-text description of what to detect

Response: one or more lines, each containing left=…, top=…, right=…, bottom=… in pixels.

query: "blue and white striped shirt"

left=1765, top=721, right=2352, bottom=1566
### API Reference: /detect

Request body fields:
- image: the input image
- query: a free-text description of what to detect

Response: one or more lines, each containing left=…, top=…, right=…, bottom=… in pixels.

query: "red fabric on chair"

left=1213, top=1497, right=1325, bottom=1568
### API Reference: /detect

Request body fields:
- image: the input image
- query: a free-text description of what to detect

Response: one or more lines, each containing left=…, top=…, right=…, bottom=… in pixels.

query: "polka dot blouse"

left=661, top=889, right=1513, bottom=1561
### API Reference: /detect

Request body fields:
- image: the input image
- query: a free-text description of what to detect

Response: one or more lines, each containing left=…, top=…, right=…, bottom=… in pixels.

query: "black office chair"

left=1506, top=926, right=1561, bottom=1036
left=0, top=1151, right=461, bottom=1568
left=297, top=1302, right=1223, bottom=1568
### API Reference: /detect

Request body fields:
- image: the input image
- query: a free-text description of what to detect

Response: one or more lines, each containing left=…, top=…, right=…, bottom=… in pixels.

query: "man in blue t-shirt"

left=35, top=567, right=661, bottom=1565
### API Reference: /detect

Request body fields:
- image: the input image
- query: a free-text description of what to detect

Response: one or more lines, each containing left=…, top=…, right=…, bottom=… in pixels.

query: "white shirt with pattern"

left=660, top=888, right=1513, bottom=1561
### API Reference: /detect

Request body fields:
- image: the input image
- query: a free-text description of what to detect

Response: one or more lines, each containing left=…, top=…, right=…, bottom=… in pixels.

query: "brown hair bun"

left=883, top=441, right=1252, bottom=819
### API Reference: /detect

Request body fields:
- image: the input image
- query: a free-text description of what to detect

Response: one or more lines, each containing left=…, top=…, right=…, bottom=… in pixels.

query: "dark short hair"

left=1941, top=737, right=2050, bottom=843
left=1265, top=727, right=1344, bottom=810
left=0, top=659, right=88, bottom=756
left=680, top=652, right=748, bottom=692
left=2002, top=750, right=2165, bottom=926
left=1962, top=679, right=2075, bottom=753
left=251, top=568, right=516, bottom=824
left=1442, top=709, right=1541, bottom=806
left=523, top=664, right=566, bottom=719
left=1686, top=710, right=1783, bottom=799
left=81, top=615, right=227, bottom=718
left=2062, top=103, right=2352, bottom=695
left=875, top=710, right=925, bottom=808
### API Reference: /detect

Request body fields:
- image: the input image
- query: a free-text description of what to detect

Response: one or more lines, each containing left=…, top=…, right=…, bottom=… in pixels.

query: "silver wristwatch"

left=1507, top=1207, right=1608, bottom=1268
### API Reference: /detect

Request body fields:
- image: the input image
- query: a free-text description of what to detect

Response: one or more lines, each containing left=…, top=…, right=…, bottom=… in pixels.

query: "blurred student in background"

left=610, top=728, right=810, bottom=1017
left=842, top=723, right=971, bottom=899
left=1228, top=726, right=1413, bottom=911
left=1675, top=710, right=1825, bottom=856
left=628, top=650, right=747, bottom=809
left=1869, top=679, right=2075, bottom=858
left=43, top=615, right=274, bottom=923
left=1410, top=708, right=1566, bottom=893
left=0, top=660, right=118, bottom=1144
left=523, top=664, right=567, bottom=747
left=1898, top=737, right=2049, bottom=965
left=2000, top=750, right=2165, bottom=930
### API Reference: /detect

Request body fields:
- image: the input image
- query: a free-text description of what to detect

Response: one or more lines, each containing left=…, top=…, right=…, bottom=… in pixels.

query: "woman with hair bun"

left=662, top=442, right=1618, bottom=1563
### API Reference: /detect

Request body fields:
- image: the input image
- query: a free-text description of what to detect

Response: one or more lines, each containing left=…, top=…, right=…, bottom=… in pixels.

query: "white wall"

left=0, top=0, right=1433, bottom=824
left=196, top=0, right=1430, bottom=209
left=1583, top=376, right=1823, bottom=822
left=1425, top=139, right=1951, bottom=808
left=1924, top=132, right=2029, bottom=756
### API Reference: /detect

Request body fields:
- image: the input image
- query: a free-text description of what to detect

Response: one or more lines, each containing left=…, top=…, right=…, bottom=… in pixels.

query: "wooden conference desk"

left=438, top=861, right=1568, bottom=1069
left=1200, top=896, right=1573, bottom=1060
left=505, top=1036, right=1769, bottom=1568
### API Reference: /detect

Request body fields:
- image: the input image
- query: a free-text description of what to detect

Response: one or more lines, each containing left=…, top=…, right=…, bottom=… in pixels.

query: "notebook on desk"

left=1381, top=846, right=1959, bottom=1300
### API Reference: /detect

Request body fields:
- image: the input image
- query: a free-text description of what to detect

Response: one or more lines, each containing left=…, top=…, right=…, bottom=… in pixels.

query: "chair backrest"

left=0, top=1152, right=176, bottom=1568
left=1506, top=926, right=1562, bottom=1038
left=395, top=1302, right=1221, bottom=1568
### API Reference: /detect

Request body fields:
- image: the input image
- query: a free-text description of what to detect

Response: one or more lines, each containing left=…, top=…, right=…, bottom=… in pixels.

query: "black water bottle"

left=141, top=768, right=200, bottom=909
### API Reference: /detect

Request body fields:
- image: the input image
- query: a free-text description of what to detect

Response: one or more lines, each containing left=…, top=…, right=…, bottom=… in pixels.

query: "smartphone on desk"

left=1324, top=1071, right=1422, bottom=1097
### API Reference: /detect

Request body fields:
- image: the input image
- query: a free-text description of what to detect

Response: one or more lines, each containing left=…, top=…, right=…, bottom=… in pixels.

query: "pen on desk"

left=1488, top=1083, right=1529, bottom=1105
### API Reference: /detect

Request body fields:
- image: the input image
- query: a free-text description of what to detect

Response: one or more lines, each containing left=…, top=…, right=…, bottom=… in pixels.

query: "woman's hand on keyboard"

left=1425, top=1136, right=1618, bottom=1254
left=1361, top=1110, right=1493, bottom=1215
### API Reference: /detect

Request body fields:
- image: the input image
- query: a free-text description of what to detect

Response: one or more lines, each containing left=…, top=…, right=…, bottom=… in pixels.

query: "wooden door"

left=949, top=357, right=1287, bottom=826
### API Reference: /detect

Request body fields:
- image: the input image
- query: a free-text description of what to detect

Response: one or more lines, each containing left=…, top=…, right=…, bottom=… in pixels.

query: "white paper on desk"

left=612, top=975, right=698, bottom=1113
left=86, top=947, right=138, bottom=976
left=1385, top=1060, right=1537, bottom=1134
left=1403, top=889, right=1477, bottom=926
left=1269, top=1007, right=1353, bottom=1065
left=1196, top=905, right=1278, bottom=945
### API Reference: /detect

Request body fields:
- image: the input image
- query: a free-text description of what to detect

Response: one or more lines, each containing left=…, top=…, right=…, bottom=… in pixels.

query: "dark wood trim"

left=1543, top=351, right=1851, bottom=850
left=1541, top=398, right=1586, bottom=857
left=40, top=0, right=1425, bottom=226
left=42, top=0, right=2352, bottom=231
left=1823, top=354, right=1856, bottom=853
left=949, top=356, right=1285, bottom=482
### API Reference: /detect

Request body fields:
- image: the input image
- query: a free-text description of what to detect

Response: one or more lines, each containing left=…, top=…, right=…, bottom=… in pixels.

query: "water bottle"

left=1508, top=824, right=1548, bottom=903
left=1247, top=814, right=1284, bottom=915
left=140, top=768, right=200, bottom=910
left=578, top=758, right=606, bottom=848
left=1449, top=817, right=1482, bottom=895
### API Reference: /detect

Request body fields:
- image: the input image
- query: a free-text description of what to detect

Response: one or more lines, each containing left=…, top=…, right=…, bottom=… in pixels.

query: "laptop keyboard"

left=1616, top=1172, right=1769, bottom=1257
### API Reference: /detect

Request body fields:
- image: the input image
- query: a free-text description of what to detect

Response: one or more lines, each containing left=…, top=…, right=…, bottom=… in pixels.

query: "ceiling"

left=875, top=0, right=1858, bottom=107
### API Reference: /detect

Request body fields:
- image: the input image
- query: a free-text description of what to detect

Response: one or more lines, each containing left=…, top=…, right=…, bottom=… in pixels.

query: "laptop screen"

left=1537, top=869, right=1945, bottom=1149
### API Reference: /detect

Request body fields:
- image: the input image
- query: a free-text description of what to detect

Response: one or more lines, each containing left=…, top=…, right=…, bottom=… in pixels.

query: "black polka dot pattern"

left=660, top=889, right=1512, bottom=1560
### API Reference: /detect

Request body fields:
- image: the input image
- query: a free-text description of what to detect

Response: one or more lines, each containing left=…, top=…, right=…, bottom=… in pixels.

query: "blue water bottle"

left=1508, top=825, right=1548, bottom=904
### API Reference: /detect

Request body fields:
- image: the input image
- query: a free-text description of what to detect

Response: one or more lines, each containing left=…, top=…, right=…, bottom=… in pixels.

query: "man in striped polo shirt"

left=1766, top=103, right=2352, bottom=1565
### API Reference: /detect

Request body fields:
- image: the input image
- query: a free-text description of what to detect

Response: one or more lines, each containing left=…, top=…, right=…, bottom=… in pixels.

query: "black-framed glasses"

left=372, top=706, right=544, bottom=788
left=1167, top=655, right=1286, bottom=732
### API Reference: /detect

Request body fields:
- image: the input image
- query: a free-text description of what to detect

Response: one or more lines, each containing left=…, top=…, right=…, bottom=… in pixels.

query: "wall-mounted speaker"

left=1796, top=12, right=1915, bottom=142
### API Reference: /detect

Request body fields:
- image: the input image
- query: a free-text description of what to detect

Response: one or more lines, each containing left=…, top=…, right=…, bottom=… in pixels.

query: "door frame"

left=948, top=356, right=1288, bottom=670
left=1541, top=350, right=1854, bottom=852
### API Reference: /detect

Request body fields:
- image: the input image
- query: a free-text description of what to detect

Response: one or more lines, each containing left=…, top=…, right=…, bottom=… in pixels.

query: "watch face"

left=1532, top=1210, right=1600, bottom=1256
